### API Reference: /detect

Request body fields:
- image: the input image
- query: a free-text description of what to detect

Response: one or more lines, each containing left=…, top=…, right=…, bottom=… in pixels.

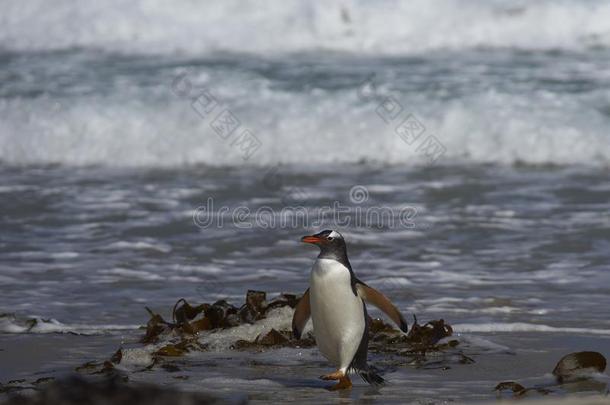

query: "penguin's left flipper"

left=355, top=283, right=409, bottom=333
left=291, top=288, right=310, bottom=339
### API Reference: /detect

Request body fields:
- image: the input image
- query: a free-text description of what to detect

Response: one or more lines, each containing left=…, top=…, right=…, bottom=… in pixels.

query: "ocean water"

left=1, top=1, right=610, bottom=403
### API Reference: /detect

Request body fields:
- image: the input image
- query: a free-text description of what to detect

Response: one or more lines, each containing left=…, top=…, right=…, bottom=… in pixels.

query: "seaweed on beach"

left=369, top=315, right=455, bottom=353
left=139, top=291, right=457, bottom=356
left=158, top=291, right=464, bottom=365
left=75, top=290, right=464, bottom=377
left=233, top=328, right=317, bottom=350
left=0, top=376, right=60, bottom=398
left=368, top=315, right=472, bottom=370
left=140, top=291, right=300, bottom=345
left=74, top=356, right=129, bottom=382
left=72, top=291, right=609, bottom=398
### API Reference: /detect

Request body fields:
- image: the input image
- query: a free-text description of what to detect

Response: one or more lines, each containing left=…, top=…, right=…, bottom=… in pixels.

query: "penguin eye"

left=327, top=236, right=334, bottom=241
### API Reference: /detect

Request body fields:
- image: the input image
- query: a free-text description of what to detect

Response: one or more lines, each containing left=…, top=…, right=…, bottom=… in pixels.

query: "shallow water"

left=2, top=164, right=610, bottom=330
left=1, top=164, right=609, bottom=402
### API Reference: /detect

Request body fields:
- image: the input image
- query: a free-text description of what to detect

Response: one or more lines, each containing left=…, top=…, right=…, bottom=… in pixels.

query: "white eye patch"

left=329, top=230, right=341, bottom=239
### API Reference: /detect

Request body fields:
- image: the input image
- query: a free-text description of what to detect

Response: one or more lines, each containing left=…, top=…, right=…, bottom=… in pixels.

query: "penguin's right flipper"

left=355, top=283, right=409, bottom=333
left=291, top=288, right=310, bottom=339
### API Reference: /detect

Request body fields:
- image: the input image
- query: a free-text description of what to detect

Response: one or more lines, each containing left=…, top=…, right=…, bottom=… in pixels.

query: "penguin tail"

left=355, top=367, right=385, bottom=388
left=349, top=304, right=386, bottom=388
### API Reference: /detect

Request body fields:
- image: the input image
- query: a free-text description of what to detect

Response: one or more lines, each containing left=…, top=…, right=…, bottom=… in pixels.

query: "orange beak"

left=301, top=235, right=322, bottom=244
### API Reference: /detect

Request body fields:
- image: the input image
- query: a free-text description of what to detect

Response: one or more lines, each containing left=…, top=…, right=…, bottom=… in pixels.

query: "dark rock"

left=1, top=375, right=233, bottom=405
left=553, top=351, right=607, bottom=383
left=495, top=351, right=607, bottom=397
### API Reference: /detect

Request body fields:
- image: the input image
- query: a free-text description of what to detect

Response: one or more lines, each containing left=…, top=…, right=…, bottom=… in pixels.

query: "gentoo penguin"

left=292, top=230, right=409, bottom=390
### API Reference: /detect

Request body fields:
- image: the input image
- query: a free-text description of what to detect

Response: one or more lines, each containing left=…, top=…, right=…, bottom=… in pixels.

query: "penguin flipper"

left=291, top=288, right=310, bottom=339
left=355, top=283, right=409, bottom=333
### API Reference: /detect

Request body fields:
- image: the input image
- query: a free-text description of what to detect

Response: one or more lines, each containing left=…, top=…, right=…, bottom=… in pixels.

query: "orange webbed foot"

left=319, top=370, right=344, bottom=381
left=328, top=375, right=352, bottom=391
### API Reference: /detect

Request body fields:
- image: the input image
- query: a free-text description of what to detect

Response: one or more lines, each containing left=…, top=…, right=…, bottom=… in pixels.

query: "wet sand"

left=1, top=328, right=608, bottom=404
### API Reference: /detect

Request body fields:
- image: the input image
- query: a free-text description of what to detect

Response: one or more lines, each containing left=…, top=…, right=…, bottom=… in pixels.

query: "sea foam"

left=1, top=0, right=610, bottom=55
left=1, top=89, right=609, bottom=167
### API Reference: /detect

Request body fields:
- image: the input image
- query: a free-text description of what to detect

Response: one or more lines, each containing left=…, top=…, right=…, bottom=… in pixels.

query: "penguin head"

left=301, top=229, right=347, bottom=255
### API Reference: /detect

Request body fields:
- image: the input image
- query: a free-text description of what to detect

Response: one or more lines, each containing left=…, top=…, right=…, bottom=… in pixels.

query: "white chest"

left=309, top=258, right=365, bottom=367
left=310, top=259, right=359, bottom=309
left=310, top=258, right=352, bottom=289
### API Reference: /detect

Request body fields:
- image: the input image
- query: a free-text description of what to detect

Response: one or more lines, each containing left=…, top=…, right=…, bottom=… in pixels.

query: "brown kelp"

left=73, top=290, right=466, bottom=377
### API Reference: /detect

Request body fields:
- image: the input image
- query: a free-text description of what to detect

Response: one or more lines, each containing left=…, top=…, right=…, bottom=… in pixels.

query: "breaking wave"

left=1, top=89, right=609, bottom=167
left=2, top=0, right=610, bottom=55
left=2, top=0, right=610, bottom=168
